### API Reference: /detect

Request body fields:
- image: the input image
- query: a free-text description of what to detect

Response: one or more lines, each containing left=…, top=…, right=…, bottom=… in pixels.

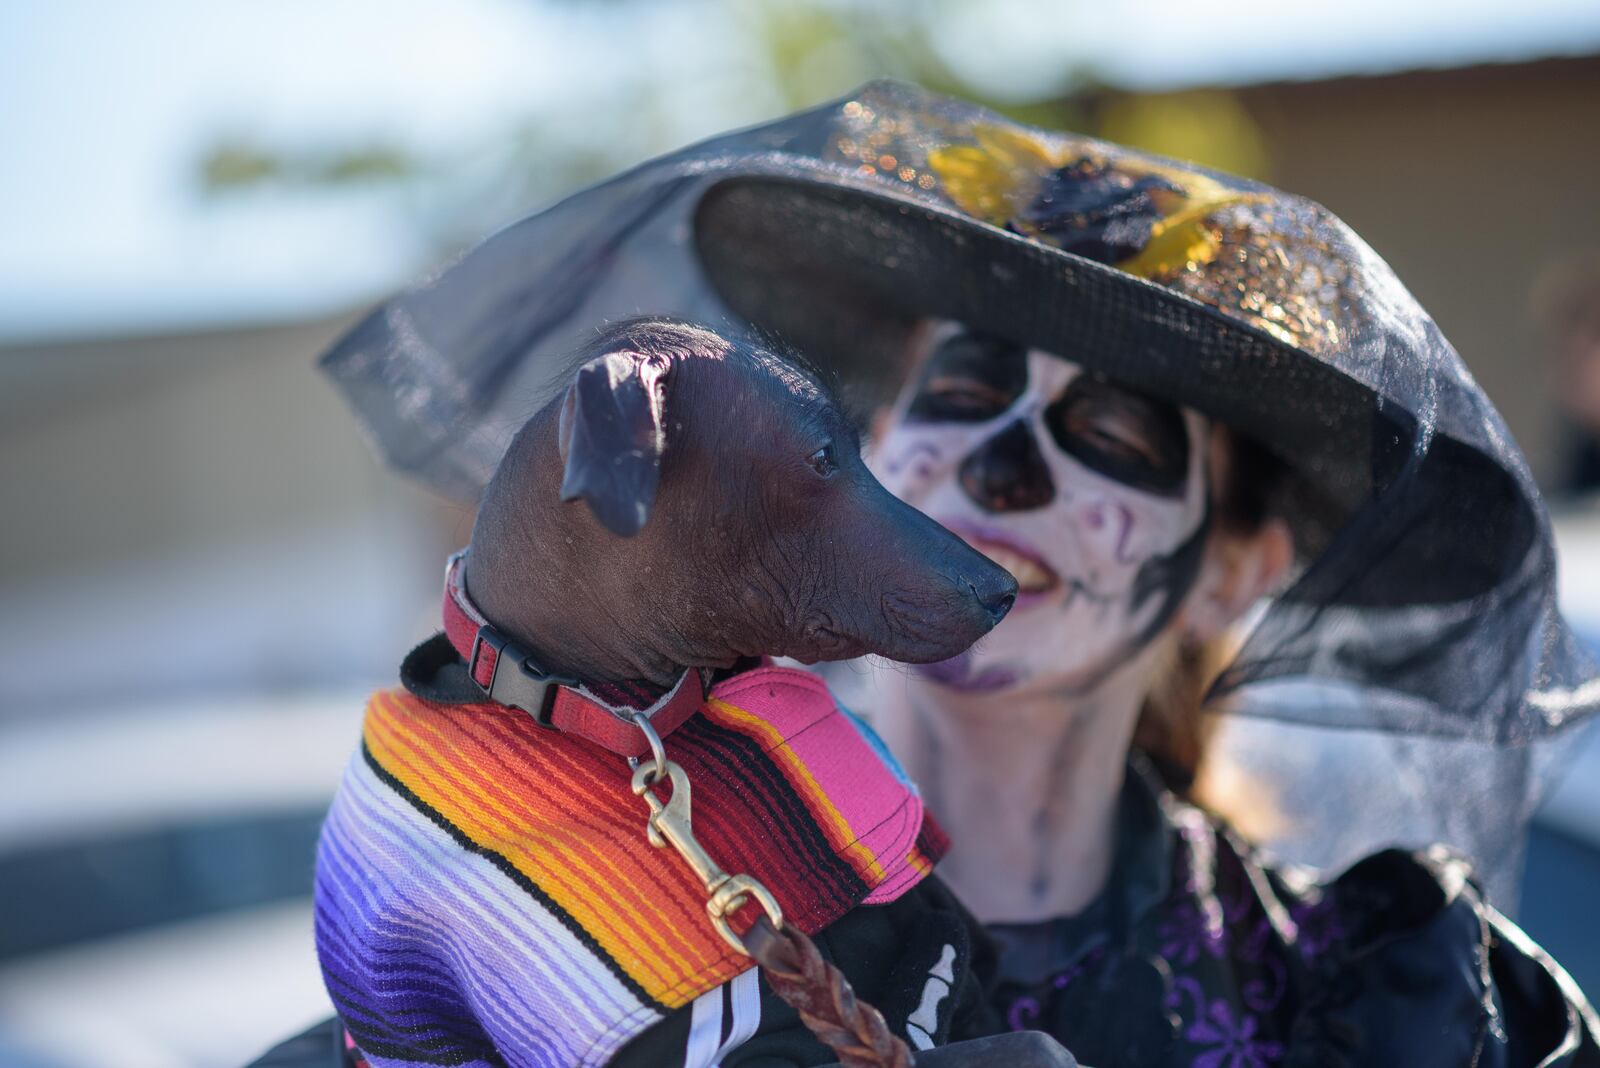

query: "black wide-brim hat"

left=320, top=80, right=1593, bottom=750
left=681, top=88, right=1552, bottom=611
left=694, top=171, right=1387, bottom=568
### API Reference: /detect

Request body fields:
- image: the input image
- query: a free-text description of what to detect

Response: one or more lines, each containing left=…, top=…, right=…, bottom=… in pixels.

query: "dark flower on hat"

left=921, top=123, right=1345, bottom=350
left=1019, top=158, right=1182, bottom=265
left=926, top=125, right=1245, bottom=281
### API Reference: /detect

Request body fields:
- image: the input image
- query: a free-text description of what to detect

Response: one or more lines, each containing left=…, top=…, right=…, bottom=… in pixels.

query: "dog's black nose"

left=968, top=576, right=1018, bottom=625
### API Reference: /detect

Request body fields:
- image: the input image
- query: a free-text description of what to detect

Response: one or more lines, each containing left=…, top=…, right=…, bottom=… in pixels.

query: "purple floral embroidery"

left=1186, top=999, right=1284, bottom=1068
left=1006, top=947, right=1113, bottom=1031
left=1239, top=954, right=1289, bottom=1016
left=1158, top=901, right=1226, bottom=966
left=1235, top=912, right=1274, bottom=960
left=1288, top=898, right=1346, bottom=962
left=1222, top=916, right=1288, bottom=1014
left=1220, top=892, right=1255, bottom=935
left=1054, top=945, right=1106, bottom=989
left=1166, top=974, right=1207, bottom=1018
left=1006, top=995, right=1041, bottom=1032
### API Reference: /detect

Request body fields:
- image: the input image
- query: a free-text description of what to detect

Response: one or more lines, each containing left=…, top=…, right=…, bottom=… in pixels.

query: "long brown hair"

left=1133, top=429, right=1287, bottom=798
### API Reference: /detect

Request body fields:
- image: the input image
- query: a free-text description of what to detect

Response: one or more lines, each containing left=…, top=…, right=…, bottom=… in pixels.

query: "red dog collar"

left=441, top=551, right=703, bottom=757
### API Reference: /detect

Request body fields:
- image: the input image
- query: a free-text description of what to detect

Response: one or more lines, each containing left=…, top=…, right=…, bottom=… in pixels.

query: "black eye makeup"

left=905, top=330, right=1027, bottom=424
left=1044, top=375, right=1190, bottom=496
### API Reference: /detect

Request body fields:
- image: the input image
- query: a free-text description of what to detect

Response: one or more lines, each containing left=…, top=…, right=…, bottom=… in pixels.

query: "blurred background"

left=4, top=1, right=1600, bottom=1064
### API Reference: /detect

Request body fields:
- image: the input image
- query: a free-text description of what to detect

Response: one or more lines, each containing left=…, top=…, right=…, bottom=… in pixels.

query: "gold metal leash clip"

left=628, top=712, right=785, bottom=955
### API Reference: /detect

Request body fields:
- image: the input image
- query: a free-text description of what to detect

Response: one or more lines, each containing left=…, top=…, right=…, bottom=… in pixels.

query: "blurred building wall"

left=0, top=317, right=465, bottom=713
left=1237, top=55, right=1600, bottom=484
left=1083, top=55, right=1600, bottom=484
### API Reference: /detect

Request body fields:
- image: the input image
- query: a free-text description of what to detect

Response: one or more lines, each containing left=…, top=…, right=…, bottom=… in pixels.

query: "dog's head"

left=468, top=318, right=1016, bottom=684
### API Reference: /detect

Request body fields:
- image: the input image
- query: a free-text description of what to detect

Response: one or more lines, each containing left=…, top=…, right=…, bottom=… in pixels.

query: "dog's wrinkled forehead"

left=741, top=342, right=841, bottom=416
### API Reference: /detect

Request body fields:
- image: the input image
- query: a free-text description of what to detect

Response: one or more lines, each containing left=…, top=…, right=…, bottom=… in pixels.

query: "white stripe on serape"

left=684, top=982, right=725, bottom=1068
left=711, top=969, right=762, bottom=1065
left=682, top=967, right=761, bottom=1068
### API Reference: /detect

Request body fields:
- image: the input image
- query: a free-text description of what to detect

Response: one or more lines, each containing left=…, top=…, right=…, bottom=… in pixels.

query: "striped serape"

left=314, top=665, right=946, bottom=1067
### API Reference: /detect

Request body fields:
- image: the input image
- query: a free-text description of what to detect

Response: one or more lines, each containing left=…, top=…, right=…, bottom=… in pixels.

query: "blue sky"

left=3, top=0, right=1599, bottom=343
left=0, top=0, right=574, bottom=340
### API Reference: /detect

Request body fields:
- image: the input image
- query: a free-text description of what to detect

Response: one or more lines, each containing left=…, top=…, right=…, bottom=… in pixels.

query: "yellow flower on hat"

left=928, top=123, right=1264, bottom=280
left=1119, top=189, right=1269, bottom=280
left=928, top=125, right=1070, bottom=228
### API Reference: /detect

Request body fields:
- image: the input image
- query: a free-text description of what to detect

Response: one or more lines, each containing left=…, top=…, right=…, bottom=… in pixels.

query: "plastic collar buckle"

left=470, top=625, right=569, bottom=730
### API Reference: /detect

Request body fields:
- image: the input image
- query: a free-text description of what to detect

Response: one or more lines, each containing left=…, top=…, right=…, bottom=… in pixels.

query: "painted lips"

left=916, top=649, right=1019, bottom=693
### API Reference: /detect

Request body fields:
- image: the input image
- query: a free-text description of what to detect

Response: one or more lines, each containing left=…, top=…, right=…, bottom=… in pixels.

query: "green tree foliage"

left=194, top=0, right=1268, bottom=252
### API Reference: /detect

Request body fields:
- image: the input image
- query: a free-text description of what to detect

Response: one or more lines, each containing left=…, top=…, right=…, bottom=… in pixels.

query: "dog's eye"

left=808, top=444, right=838, bottom=478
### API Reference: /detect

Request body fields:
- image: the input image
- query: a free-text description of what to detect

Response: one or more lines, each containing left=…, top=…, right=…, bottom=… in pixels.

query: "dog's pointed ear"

left=557, top=349, right=673, bottom=536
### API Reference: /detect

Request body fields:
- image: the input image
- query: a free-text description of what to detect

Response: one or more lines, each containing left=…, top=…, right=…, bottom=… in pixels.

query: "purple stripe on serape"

left=331, top=759, right=628, bottom=1039
left=319, top=785, right=573, bottom=1067
left=315, top=754, right=657, bottom=1067
left=320, top=774, right=586, bottom=1065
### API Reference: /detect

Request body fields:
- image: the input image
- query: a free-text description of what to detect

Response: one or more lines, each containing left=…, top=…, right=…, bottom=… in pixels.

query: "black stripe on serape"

left=319, top=963, right=486, bottom=1037
left=330, top=989, right=504, bottom=1067
left=676, top=717, right=842, bottom=883
left=915, top=817, right=950, bottom=866
left=676, top=715, right=869, bottom=911
left=585, top=678, right=666, bottom=710
left=328, top=982, right=503, bottom=1067
left=343, top=1022, right=506, bottom=1067
left=685, top=716, right=868, bottom=905
left=359, top=741, right=671, bottom=1015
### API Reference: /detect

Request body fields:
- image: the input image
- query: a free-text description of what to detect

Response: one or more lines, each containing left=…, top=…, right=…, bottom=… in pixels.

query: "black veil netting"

left=321, top=81, right=1598, bottom=907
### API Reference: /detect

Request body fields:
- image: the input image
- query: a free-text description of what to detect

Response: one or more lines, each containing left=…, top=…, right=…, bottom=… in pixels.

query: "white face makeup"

left=873, top=323, right=1211, bottom=696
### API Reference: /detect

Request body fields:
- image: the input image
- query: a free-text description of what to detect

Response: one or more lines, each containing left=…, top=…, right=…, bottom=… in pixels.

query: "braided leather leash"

left=628, top=714, right=915, bottom=1067
left=743, top=916, right=913, bottom=1068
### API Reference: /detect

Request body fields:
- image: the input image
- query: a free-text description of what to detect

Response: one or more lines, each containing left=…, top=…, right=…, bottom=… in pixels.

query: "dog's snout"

left=975, top=582, right=1016, bottom=624
left=859, top=478, right=1024, bottom=662
left=967, top=570, right=1018, bottom=625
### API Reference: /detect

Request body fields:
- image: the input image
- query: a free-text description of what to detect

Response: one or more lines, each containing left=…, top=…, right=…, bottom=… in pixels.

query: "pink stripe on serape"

left=708, top=667, right=936, bottom=904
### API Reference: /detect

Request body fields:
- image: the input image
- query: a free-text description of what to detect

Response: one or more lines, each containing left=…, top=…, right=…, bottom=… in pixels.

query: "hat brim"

left=691, top=173, right=1532, bottom=604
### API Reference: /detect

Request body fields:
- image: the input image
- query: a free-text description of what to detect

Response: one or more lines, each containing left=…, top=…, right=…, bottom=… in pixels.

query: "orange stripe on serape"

left=363, top=690, right=746, bottom=1006
left=703, top=696, right=888, bottom=885
left=907, top=811, right=949, bottom=879
left=367, top=696, right=706, bottom=980
left=464, top=706, right=730, bottom=973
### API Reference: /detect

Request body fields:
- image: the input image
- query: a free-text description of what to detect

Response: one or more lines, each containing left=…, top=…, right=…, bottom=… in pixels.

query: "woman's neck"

left=874, top=662, right=1149, bottom=924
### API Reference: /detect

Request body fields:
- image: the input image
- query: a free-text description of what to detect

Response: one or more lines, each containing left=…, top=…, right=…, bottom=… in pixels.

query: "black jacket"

left=989, top=758, right=1600, bottom=1067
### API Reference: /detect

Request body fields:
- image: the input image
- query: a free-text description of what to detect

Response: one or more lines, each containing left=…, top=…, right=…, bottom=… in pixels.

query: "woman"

left=845, top=318, right=1583, bottom=1065
left=321, top=82, right=1600, bottom=1064
left=861, top=318, right=1294, bottom=925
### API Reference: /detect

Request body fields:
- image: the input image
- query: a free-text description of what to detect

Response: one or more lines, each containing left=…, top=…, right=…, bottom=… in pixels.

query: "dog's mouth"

left=788, top=621, right=870, bottom=665
left=939, top=519, right=1060, bottom=605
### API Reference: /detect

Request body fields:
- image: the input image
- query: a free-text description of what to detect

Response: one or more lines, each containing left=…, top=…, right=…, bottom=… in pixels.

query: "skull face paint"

left=874, top=324, right=1212, bottom=696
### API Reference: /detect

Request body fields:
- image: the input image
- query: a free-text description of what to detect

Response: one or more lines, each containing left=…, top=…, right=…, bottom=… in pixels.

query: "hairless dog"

left=312, top=318, right=1026, bottom=1068
left=463, top=318, right=1019, bottom=1064
left=466, top=317, right=1016, bottom=687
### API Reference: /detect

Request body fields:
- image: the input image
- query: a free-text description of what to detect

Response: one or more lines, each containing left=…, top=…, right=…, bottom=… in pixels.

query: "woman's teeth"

left=977, top=545, right=1056, bottom=593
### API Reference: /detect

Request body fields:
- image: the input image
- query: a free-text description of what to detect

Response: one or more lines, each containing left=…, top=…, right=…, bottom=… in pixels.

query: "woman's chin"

left=913, top=650, right=1021, bottom=694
